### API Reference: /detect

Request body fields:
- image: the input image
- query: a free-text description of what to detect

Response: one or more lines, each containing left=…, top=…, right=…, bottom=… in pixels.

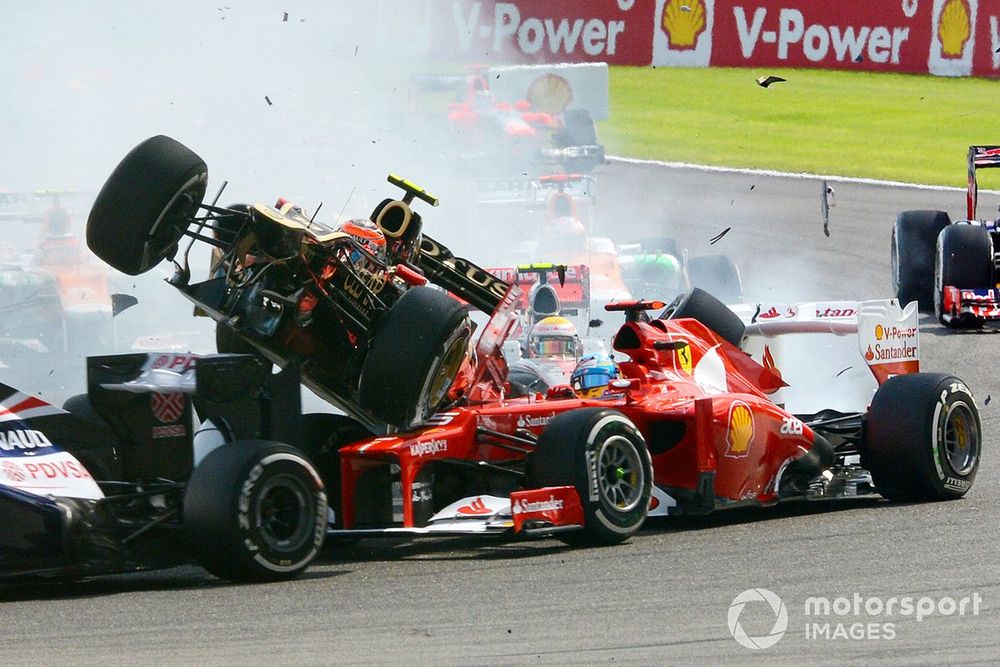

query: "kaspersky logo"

left=937, top=0, right=972, bottom=58
left=661, top=0, right=706, bottom=50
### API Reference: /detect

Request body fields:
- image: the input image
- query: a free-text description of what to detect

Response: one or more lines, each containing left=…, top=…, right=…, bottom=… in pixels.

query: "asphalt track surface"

left=4, top=160, right=998, bottom=666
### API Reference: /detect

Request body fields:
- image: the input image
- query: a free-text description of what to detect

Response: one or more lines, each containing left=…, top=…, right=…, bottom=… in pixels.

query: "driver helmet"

left=340, top=218, right=385, bottom=263
left=571, top=351, right=620, bottom=399
left=526, top=316, right=580, bottom=361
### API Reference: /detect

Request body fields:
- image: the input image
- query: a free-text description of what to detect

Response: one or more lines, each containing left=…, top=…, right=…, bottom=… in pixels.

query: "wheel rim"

left=254, top=473, right=313, bottom=553
left=943, top=401, right=979, bottom=476
left=141, top=174, right=206, bottom=271
left=597, top=435, right=645, bottom=513
left=421, top=327, right=470, bottom=415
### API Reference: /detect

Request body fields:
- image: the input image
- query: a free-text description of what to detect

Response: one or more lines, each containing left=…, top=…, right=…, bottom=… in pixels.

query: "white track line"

left=607, top=155, right=972, bottom=192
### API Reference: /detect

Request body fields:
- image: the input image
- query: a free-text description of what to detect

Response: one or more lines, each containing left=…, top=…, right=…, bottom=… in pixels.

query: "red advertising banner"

left=426, top=0, right=655, bottom=64
left=408, top=1, right=1000, bottom=77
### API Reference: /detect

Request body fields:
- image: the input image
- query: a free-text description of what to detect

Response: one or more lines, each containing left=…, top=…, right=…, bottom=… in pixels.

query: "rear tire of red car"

left=661, top=287, right=746, bottom=348
left=864, top=374, right=980, bottom=501
left=297, top=413, right=371, bottom=533
left=934, top=224, right=993, bottom=328
left=87, top=135, right=208, bottom=276
left=892, top=210, right=950, bottom=311
left=530, top=408, right=652, bottom=545
left=184, top=440, right=327, bottom=582
left=686, top=254, right=743, bottom=305
left=359, top=286, right=472, bottom=429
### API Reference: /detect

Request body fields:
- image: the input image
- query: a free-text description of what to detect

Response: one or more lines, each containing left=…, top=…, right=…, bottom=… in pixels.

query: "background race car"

left=892, top=145, right=1000, bottom=328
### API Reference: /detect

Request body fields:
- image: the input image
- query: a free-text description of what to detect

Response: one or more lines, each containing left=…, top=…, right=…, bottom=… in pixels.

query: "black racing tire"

left=359, top=286, right=471, bottom=429
left=558, top=109, right=598, bottom=147
left=297, top=413, right=371, bottom=531
left=686, top=254, right=743, bottom=305
left=529, top=408, right=652, bottom=545
left=60, top=394, right=118, bottom=481
left=892, top=210, right=950, bottom=311
left=184, top=440, right=326, bottom=582
left=934, top=224, right=993, bottom=328
left=660, top=287, right=746, bottom=348
left=62, top=393, right=109, bottom=429
left=864, top=374, right=981, bottom=501
left=87, top=135, right=208, bottom=276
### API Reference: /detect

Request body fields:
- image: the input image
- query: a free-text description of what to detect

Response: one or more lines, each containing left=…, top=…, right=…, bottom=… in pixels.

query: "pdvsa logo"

left=929, top=0, right=978, bottom=76
left=652, top=0, right=714, bottom=66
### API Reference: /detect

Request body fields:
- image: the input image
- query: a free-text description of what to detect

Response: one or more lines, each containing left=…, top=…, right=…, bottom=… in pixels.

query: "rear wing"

left=475, top=173, right=596, bottom=209
left=488, top=263, right=591, bottom=316
left=967, top=145, right=1000, bottom=220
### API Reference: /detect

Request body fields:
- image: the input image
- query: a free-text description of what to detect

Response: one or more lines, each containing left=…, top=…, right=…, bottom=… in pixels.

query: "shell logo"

left=661, top=0, right=706, bottom=51
left=937, top=0, right=971, bottom=58
left=526, top=74, right=574, bottom=115
left=874, top=324, right=885, bottom=340
left=725, top=401, right=754, bottom=458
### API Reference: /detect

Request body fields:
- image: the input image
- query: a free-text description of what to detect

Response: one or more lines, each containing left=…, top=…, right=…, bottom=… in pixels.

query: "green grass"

left=601, top=66, right=1000, bottom=187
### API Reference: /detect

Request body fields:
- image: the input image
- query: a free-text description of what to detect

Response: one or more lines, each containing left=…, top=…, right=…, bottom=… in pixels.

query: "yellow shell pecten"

left=662, top=0, right=705, bottom=49
left=729, top=404, right=754, bottom=455
left=939, top=0, right=970, bottom=57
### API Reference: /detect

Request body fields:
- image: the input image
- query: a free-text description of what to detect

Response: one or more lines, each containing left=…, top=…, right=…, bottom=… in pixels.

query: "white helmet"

left=526, top=316, right=580, bottom=360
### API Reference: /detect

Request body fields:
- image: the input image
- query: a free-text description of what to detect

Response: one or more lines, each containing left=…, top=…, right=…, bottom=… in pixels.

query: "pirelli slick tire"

left=298, top=413, right=371, bottom=532
left=661, top=287, right=746, bottom=348
left=530, top=409, right=652, bottom=545
left=864, top=374, right=981, bottom=502
left=87, top=135, right=208, bottom=276
left=892, top=210, right=950, bottom=311
left=687, top=254, right=743, bottom=305
left=934, top=224, right=993, bottom=329
left=359, top=286, right=472, bottom=429
left=184, top=440, right=326, bottom=582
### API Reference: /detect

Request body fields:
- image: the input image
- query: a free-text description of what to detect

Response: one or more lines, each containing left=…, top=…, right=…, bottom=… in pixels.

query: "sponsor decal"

left=457, top=497, right=494, bottom=516
left=929, top=0, right=977, bottom=76
left=676, top=342, right=693, bottom=374
left=875, top=324, right=917, bottom=340
left=0, top=429, right=53, bottom=452
left=408, top=439, right=448, bottom=457
left=152, top=424, right=187, bottom=439
left=2, top=458, right=92, bottom=482
left=426, top=411, right=460, bottom=426
left=516, top=413, right=555, bottom=429
left=151, top=392, right=185, bottom=424
left=864, top=343, right=918, bottom=362
left=512, top=495, right=565, bottom=514
left=816, top=306, right=856, bottom=318
left=945, top=476, right=972, bottom=490
left=780, top=416, right=804, bottom=435
left=725, top=401, right=754, bottom=458
left=151, top=353, right=198, bottom=371
left=661, top=0, right=708, bottom=50
left=653, top=0, right=715, bottom=65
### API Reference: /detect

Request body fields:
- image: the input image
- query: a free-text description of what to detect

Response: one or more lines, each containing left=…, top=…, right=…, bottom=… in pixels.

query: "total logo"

left=513, top=495, right=565, bottom=514
left=516, top=413, right=554, bottom=429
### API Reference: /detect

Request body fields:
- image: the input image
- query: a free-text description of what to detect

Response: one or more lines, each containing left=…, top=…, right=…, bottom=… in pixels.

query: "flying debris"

left=821, top=180, right=835, bottom=237
left=111, top=294, right=139, bottom=317
left=750, top=184, right=755, bottom=190
left=680, top=4, right=692, bottom=10
left=854, top=53, right=864, bottom=63
left=756, top=75, right=786, bottom=88
left=835, top=366, right=852, bottom=378
left=282, top=11, right=288, bottom=22
left=265, top=95, right=273, bottom=106
left=986, top=394, right=992, bottom=406
left=709, top=227, right=732, bottom=245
